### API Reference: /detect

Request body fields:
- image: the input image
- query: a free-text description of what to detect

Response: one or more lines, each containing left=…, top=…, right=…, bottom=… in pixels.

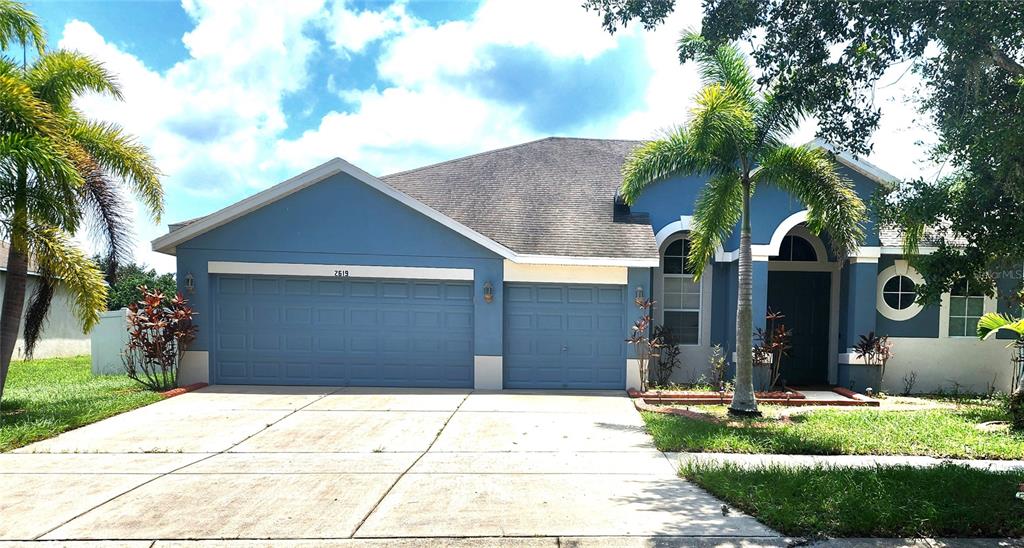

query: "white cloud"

left=322, top=0, right=417, bottom=53
left=59, top=0, right=333, bottom=271
left=58, top=0, right=936, bottom=273
left=273, top=0, right=644, bottom=174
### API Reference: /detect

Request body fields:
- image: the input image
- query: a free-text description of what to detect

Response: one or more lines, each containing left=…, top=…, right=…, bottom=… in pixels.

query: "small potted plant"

left=752, top=309, right=791, bottom=391
left=853, top=331, right=894, bottom=393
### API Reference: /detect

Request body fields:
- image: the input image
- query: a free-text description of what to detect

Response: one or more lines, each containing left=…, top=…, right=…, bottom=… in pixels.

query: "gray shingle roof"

left=878, top=225, right=968, bottom=248
left=381, top=137, right=657, bottom=260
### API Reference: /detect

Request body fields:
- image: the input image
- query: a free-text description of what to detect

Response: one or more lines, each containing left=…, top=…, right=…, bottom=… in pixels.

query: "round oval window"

left=882, top=275, right=917, bottom=310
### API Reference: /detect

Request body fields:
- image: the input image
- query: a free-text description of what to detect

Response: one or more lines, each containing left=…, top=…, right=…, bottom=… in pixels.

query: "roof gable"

left=152, top=158, right=517, bottom=259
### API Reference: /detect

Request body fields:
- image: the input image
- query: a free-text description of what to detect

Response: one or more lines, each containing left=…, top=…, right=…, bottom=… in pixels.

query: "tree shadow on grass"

left=644, top=412, right=848, bottom=455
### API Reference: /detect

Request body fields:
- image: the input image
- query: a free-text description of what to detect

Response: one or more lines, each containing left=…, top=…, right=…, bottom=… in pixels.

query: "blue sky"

left=32, top=0, right=930, bottom=271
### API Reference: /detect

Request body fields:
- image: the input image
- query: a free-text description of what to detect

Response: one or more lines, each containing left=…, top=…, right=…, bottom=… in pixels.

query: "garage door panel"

left=212, top=275, right=473, bottom=387
left=251, top=335, right=281, bottom=351
left=284, top=362, right=312, bottom=379
left=252, top=278, right=280, bottom=295
left=218, top=277, right=247, bottom=294
left=536, top=287, right=563, bottom=302
left=218, top=304, right=248, bottom=323
left=566, top=314, right=593, bottom=331
left=381, top=282, right=410, bottom=298
left=317, top=280, right=345, bottom=296
left=567, top=287, right=594, bottom=303
left=504, top=283, right=625, bottom=390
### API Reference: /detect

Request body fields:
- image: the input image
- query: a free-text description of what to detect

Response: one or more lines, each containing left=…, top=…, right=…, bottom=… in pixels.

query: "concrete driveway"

left=1, top=386, right=780, bottom=546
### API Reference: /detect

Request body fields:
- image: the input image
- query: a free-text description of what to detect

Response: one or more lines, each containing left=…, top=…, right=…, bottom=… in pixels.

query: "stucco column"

left=751, top=258, right=770, bottom=334
left=842, top=261, right=878, bottom=348
left=838, top=260, right=879, bottom=390
left=473, top=260, right=504, bottom=389
left=625, top=267, right=652, bottom=390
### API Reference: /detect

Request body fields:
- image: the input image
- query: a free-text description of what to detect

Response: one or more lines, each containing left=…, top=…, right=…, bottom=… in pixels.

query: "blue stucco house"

left=153, top=137, right=1021, bottom=394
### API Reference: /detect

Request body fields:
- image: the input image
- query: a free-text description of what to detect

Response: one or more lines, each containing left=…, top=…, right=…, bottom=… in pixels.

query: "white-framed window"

left=882, top=275, right=917, bottom=311
left=876, top=260, right=924, bottom=321
left=947, top=280, right=986, bottom=337
left=661, top=237, right=700, bottom=345
left=769, top=235, right=818, bottom=262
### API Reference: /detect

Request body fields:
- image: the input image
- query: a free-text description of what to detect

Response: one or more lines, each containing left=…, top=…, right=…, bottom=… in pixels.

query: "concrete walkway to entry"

left=1, top=386, right=779, bottom=545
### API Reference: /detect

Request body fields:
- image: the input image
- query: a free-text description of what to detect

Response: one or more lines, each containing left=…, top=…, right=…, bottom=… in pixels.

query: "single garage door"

left=212, top=275, right=474, bottom=387
left=503, top=283, right=626, bottom=389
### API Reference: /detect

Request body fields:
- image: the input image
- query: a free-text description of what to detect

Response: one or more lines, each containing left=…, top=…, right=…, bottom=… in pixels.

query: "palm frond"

left=0, top=0, right=45, bottom=55
left=26, top=225, right=107, bottom=332
left=689, top=83, right=754, bottom=160
left=22, top=269, right=55, bottom=359
left=26, top=50, right=122, bottom=113
left=754, top=145, right=866, bottom=259
left=754, top=91, right=805, bottom=152
left=977, top=313, right=1024, bottom=342
left=69, top=120, right=163, bottom=221
left=620, top=127, right=713, bottom=204
left=0, top=133, right=82, bottom=190
left=78, top=166, right=134, bottom=279
left=689, top=171, right=743, bottom=279
left=678, top=31, right=755, bottom=106
left=0, top=74, right=61, bottom=136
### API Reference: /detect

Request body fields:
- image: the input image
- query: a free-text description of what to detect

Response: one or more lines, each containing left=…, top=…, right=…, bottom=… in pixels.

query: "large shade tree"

left=619, top=34, right=865, bottom=415
left=584, top=0, right=1024, bottom=305
left=0, top=0, right=162, bottom=402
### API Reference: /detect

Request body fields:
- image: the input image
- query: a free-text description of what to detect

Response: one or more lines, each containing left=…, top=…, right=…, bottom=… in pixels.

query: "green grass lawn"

left=683, top=461, right=1024, bottom=537
left=643, top=400, right=1024, bottom=459
left=0, top=356, right=163, bottom=452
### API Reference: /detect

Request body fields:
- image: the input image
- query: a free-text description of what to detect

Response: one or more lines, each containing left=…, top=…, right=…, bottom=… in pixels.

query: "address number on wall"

left=334, top=270, right=349, bottom=277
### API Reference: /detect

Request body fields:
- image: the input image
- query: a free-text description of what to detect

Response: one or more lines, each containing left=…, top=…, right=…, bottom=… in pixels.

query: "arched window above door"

left=770, top=235, right=817, bottom=262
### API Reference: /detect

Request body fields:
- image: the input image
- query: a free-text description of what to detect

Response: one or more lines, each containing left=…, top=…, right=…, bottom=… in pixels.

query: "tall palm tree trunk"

left=0, top=239, right=28, bottom=403
left=729, top=177, right=760, bottom=416
left=0, top=176, right=28, bottom=404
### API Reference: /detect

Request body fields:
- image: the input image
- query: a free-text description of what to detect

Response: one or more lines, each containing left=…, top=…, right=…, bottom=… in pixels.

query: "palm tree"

left=978, top=311, right=1024, bottom=399
left=0, top=1, right=163, bottom=403
left=619, top=33, right=866, bottom=416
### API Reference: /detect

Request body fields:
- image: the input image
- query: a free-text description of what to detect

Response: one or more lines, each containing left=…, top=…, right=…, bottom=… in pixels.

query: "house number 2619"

left=334, top=270, right=350, bottom=277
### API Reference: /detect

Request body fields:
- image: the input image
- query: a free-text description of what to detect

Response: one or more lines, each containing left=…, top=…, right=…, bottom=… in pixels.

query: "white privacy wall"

left=90, top=309, right=128, bottom=375
left=881, top=336, right=1016, bottom=394
left=0, top=272, right=91, bottom=359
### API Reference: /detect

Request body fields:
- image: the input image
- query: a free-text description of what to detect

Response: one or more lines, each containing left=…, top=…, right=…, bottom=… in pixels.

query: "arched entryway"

left=766, top=224, right=839, bottom=386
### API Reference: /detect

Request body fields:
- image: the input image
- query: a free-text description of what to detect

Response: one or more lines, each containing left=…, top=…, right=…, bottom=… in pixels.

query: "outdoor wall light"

left=483, top=281, right=494, bottom=303
left=635, top=286, right=645, bottom=301
left=185, top=272, right=195, bottom=294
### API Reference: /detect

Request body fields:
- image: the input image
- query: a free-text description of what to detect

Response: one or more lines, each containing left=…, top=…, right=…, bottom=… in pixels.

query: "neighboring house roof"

left=878, top=225, right=969, bottom=250
left=153, top=137, right=904, bottom=264
left=0, top=241, right=40, bottom=275
left=807, top=139, right=899, bottom=187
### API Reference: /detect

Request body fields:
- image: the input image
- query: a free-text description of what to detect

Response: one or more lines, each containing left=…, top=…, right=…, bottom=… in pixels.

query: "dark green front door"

left=767, top=271, right=831, bottom=386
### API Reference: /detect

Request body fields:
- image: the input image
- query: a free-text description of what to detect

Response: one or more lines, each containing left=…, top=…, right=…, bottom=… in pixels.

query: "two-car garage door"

left=211, top=276, right=626, bottom=390
left=212, top=275, right=474, bottom=387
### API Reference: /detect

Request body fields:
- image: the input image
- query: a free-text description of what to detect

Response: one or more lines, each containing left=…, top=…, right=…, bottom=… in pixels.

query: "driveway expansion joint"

left=348, top=390, right=474, bottom=538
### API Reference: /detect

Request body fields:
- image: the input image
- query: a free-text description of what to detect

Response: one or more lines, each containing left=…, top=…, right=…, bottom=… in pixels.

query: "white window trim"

left=656, top=233, right=707, bottom=347
left=939, top=283, right=998, bottom=339
left=876, top=260, right=924, bottom=321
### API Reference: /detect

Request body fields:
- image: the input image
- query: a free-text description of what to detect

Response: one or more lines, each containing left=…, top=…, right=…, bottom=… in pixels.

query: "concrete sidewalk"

left=1, top=386, right=777, bottom=543
left=669, top=452, right=1024, bottom=471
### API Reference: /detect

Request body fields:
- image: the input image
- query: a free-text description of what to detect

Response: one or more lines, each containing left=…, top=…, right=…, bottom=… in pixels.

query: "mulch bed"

left=160, top=382, right=208, bottom=399
left=629, top=386, right=879, bottom=408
